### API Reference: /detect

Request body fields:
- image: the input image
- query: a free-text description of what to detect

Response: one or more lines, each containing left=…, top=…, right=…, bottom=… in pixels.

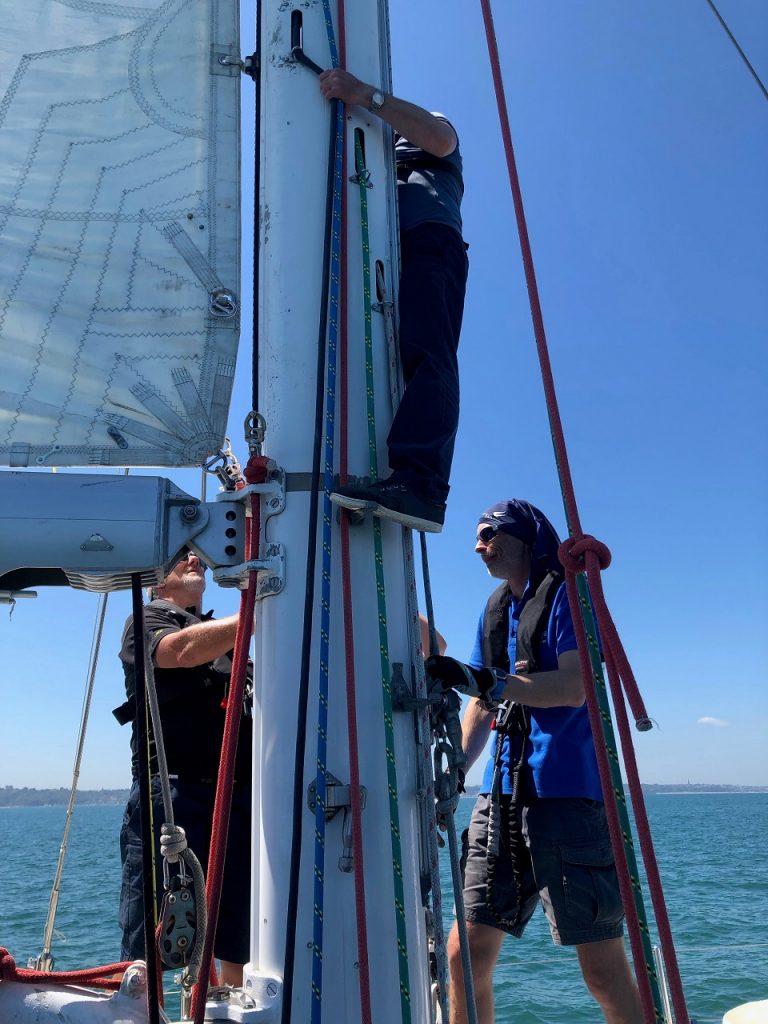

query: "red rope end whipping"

left=244, top=454, right=270, bottom=486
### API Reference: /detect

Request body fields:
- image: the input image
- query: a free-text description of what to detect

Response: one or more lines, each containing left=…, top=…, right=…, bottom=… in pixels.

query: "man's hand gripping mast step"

left=424, top=655, right=507, bottom=710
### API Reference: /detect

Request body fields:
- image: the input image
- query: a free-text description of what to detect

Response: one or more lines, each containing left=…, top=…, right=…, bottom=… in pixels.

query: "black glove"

left=425, top=655, right=504, bottom=702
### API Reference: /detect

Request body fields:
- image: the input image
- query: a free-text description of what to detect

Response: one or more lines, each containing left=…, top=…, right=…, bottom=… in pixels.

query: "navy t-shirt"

left=469, top=582, right=602, bottom=800
left=119, top=600, right=252, bottom=783
left=395, top=116, right=464, bottom=237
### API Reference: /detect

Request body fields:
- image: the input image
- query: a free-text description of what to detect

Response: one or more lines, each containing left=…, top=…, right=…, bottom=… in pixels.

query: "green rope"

left=354, top=129, right=412, bottom=1021
left=572, top=570, right=665, bottom=1019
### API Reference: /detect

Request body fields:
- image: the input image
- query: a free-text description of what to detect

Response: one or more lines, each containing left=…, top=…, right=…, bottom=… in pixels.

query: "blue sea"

left=1, top=794, right=766, bottom=1022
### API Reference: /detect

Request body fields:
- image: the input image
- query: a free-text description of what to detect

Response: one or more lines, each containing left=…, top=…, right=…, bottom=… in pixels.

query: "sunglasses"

left=476, top=524, right=500, bottom=544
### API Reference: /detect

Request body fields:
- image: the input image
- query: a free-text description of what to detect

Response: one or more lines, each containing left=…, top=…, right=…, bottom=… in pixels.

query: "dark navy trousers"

left=387, top=222, right=468, bottom=505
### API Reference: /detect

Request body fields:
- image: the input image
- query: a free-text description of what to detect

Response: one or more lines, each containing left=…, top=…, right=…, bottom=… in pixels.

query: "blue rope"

left=311, top=4, right=343, bottom=1018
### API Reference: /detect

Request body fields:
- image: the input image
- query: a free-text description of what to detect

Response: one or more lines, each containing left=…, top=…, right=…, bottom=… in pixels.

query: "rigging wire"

left=250, top=1, right=263, bottom=409
left=703, top=0, right=768, bottom=103
left=33, top=591, right=109, bottom=971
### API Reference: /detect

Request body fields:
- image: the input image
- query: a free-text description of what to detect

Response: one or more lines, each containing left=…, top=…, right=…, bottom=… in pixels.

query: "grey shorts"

left=461, top=794, right=624, bottom=945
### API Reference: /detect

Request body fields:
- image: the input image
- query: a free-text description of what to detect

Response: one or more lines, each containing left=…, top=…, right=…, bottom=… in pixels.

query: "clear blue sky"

left=1, top=0, right=765, bottom=790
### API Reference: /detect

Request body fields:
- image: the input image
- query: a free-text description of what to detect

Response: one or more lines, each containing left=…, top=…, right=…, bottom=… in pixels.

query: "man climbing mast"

left=319, top=68, right=469, bottom=533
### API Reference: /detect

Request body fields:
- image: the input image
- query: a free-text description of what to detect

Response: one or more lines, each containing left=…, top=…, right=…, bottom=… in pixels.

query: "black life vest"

left=480, top=570, right=564, bottom=676
left=481, top=571, right=564, bottom=806
left=111, top=602, right=229, bottom=726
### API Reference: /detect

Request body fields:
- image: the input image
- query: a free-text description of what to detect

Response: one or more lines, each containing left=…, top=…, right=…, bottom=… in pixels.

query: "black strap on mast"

left=130, top=574, right=161, bottom=1024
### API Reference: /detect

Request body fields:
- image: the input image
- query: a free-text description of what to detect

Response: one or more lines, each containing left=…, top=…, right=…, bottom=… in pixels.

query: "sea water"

left=1, top=793, right=766, bottom=1023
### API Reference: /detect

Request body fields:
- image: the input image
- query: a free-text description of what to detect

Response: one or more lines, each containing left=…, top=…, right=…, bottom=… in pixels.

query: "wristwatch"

left=369, top=89, right=385, bottom=112
left=492, top=667, right=508, bottom=691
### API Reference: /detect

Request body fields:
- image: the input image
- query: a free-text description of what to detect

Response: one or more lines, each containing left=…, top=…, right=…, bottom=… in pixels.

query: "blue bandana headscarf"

left=478, top=499, right=562, bottom=586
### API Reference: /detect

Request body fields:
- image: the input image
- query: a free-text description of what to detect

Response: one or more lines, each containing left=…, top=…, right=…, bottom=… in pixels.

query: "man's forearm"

left=498, top=654, right=584, bottom=708
left=154, top=615, right=242, bottom=669
left=461, top=699, right=494, bottom=772
left=371, top=93, right=456, bottom=156
left=318, top=69, right=456, bottom=157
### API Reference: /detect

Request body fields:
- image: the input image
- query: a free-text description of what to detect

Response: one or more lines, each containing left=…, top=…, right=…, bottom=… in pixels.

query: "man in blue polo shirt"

left=426, top=500, right=642, bottom=1024
left=319, top=68, right=469, bottom=534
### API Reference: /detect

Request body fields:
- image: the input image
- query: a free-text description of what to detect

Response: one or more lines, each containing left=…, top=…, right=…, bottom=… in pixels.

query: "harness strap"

left=514, top=570, right=562, bottom=672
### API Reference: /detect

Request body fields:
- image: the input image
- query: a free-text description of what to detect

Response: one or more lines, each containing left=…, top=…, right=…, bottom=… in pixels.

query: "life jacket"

left=111, top=602, right=233, bottom=726
left=480, top=567, right=564, bottom=793
left=480, top=569, right=564, bottom=676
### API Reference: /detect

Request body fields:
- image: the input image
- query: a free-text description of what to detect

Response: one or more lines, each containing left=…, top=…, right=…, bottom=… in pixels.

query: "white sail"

left=0, top=0, right=241, bottom=468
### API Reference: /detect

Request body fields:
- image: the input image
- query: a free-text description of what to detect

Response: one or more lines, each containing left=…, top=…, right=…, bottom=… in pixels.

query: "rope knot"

left=244, top=454, right=269, bottom=486
left=160, top=824, right=188, bottom=863
left=558, top=534, right=612, bottom=575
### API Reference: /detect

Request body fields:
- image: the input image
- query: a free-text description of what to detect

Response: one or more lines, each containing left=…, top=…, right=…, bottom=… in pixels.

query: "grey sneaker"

left=331, top=477, right=445, bottom=533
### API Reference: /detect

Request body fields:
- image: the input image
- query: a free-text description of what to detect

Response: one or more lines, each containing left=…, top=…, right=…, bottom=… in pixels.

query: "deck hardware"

left=204, top=437, right=244, bottom=491
left=307, top=772, right=367, bottom=872
left=391, top=662, right=443, bottom=712
left=290, top=10, right=323, bottom=76
left=35, top=444, right=62, bottom=465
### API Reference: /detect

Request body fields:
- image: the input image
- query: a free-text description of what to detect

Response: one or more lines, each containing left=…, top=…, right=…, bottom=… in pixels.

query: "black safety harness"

left=479, top=570, right=563, bottom=931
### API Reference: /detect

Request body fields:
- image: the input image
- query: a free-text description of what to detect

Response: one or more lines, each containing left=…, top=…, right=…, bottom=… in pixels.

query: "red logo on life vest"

left=514, top=659, right=531, bottom=673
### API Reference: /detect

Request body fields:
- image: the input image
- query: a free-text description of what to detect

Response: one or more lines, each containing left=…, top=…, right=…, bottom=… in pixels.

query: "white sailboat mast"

left=247, top=1, right=435, bottom=1021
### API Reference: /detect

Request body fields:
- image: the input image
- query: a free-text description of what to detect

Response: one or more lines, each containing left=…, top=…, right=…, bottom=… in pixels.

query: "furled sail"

left=0, top=0, right=241, bottom=468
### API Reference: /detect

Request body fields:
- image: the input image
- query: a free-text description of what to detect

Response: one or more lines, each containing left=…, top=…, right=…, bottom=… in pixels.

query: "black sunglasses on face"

left=476, top=524, right=499, bottom=544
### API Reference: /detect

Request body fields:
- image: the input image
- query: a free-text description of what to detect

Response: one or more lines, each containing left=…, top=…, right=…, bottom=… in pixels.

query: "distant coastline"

left=2, top=782, right=767, bottom=807
left=458, top=783, right=768, bottom=798
left=0, top=786, right=130, bottom=807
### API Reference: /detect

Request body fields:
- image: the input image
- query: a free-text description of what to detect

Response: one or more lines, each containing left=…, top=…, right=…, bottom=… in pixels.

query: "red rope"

left=0, top=947, right=128, bottom=989
left=479, top=3, right=689, bottom=1023
left=191, top=457, right=265, bottom=1022
left=334, top=3, right=373, bottom=1017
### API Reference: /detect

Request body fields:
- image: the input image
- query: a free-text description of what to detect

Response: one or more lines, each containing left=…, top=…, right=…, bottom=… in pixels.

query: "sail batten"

left=0, top=0, right=241, bottom=468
